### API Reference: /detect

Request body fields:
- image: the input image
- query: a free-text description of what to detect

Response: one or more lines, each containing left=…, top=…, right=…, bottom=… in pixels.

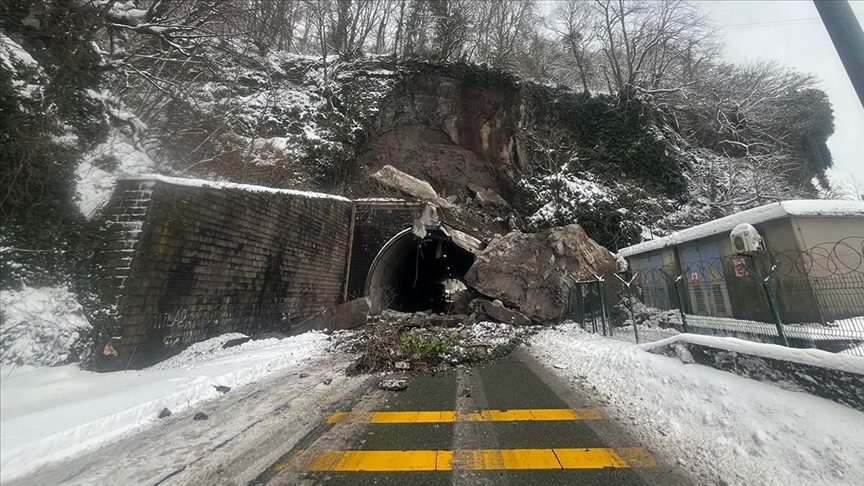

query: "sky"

left=697, top=0, right=864, bottom=187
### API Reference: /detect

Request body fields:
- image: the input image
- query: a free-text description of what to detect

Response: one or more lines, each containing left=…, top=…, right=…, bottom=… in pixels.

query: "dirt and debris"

left=158, top=408, right=172, bottom=419
left=333, top=310, right=542, bottom=375
left=378, top=378, right=409, bottom=391
left=193, top=412, right=209, bottom=421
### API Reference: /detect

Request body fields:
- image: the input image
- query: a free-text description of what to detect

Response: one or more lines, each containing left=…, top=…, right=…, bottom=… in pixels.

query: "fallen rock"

left=213, top=385, right=231, bottom=394
left=448, top=290, right=474, bottom=315
left=294, top=297, right=371, bottom=334
left=395, top=360, right=411, bottom=370
left=412, top=202, right=442, bottom=239
left=222, top=337, right=252, bottom=349
left=322, top=378, right=333, bottom=385
left=378, top=378, right=409, bottom=391
left=299, top=372, right=310, bottom=378
left=467, top=183, right=509, bottom=209
left=158, top=408, right=172, bottom=419
left=372, top=165, right=451, bottom=208
left=193, top=412, right=209, bottom=421
left=440, top=224, right=484, bottom=253
left=469, top=298, right=532, bottom=326
left=464, top=224, right=616, bottom=323
left=379, top=309, right=412, bottom=322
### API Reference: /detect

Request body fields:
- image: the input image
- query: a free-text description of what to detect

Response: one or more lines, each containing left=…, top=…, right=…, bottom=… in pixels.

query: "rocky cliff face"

left=78, top=58, right=687, bottom=251
left=355, top=73, right=526, bottom=203
left=339, top=64, right=683, bottom=250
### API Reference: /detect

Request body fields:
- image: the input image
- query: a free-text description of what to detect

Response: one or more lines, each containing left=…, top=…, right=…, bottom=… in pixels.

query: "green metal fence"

left=566, top=238, right=864, bottom=356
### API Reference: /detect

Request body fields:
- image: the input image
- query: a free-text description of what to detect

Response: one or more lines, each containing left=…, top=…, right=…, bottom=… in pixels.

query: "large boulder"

left=293, top=297, right=371, bottom=334
left=371, top=165, right=451, bottom=208
left=463, top=224, right=616, bottom=324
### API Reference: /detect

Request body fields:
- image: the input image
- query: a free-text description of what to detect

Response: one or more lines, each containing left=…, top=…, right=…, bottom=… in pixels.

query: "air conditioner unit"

left=730, top=223, right=763, bottom=253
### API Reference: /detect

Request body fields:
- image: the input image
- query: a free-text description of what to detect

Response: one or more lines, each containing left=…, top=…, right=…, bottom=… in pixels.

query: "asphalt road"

left=256, top=350, right=692, bottom=486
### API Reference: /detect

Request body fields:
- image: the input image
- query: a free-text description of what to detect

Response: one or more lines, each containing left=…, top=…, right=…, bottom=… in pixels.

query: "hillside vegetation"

left=0, top=0, right=839, bottom=298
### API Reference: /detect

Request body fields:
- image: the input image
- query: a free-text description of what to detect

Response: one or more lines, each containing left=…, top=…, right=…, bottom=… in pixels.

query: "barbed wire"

left=635, top=238, right=864, bottom=281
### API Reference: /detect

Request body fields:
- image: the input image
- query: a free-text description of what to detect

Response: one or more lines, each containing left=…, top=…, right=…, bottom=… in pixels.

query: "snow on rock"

left=521, top=172, right=612, bottom=228
left=0, top=287, right=91, bottom=367
left=528, top=324, right=864, bottom=485
left=76, top=127, right=157, bottom=217
left=0, top=32, right=44, bottom=100
left=0, top=331, right=332, bottom=482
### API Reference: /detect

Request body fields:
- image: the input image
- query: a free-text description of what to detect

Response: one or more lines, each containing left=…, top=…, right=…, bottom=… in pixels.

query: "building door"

left=681, top=241, right=732, bottom=317
left=638, top=254, right=672, bottom=310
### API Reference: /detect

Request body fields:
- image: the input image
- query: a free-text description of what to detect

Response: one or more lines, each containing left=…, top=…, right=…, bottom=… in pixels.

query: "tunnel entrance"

left=365, top=228, right=475, bottom=313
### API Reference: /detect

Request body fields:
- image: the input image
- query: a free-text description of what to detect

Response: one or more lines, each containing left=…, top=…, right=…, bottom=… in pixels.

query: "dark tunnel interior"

left=367, top=229, right=475, bottom=313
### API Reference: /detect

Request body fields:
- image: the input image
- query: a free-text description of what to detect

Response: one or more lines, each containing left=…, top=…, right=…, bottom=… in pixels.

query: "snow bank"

left=0, top=331, right=331, bottom=482
left=646, top=331, right=864, bottom=371
left=529, top=324, right=864, bottom=486
left=0, top=287, right=91, bottom=367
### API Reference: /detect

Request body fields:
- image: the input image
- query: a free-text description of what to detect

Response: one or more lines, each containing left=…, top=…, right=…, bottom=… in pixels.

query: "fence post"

left=659, top=268, right=690, bottom=334
left=593, top=273, right=610, bottom=337
left=575, top=283, right=585, bottom=329
left=741, top=261, right=789, bottom=347
left=615, top=274, right=640, bottom=343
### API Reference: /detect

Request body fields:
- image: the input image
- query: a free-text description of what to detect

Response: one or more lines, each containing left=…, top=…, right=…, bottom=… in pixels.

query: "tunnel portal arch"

left=365, top=228, right=475, bottom=313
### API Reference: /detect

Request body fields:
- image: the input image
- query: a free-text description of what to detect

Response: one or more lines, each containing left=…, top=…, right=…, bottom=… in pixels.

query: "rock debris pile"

left=331, top=310, right=541, bottom=375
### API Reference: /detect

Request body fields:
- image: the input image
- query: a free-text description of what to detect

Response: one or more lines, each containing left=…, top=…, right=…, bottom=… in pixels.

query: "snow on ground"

left=0, top=331, right=333, bottom=482
left=0, top=287, right=91, bottom=367
left=528, top=324, right=864, bottom=486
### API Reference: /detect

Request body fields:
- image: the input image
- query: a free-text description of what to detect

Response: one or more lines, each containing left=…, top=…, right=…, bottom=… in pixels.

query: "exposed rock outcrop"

left=464, top=224, right=616, bottom=323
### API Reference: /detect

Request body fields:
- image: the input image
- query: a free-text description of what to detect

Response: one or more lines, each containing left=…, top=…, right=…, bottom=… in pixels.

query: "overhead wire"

left=721, top=14, right=864, bottom=30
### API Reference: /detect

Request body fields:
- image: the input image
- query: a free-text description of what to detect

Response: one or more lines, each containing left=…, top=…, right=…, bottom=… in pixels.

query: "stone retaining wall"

left=102, top=178, right=356, bottom=366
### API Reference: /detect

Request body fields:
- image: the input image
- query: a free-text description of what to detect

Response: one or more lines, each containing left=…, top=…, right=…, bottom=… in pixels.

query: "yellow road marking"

left=555, top=448, right=628, bottom=469
left=325, top=412, right=349, bottom=424
left=306, top=448, right=658, bottom=471
left=615, top=447, right=661, bottom=467
left=325, top=408, right=601, bottom=424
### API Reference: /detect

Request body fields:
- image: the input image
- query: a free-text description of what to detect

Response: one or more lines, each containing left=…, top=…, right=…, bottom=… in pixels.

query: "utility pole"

left=814, top=0, right=864, bottom=109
